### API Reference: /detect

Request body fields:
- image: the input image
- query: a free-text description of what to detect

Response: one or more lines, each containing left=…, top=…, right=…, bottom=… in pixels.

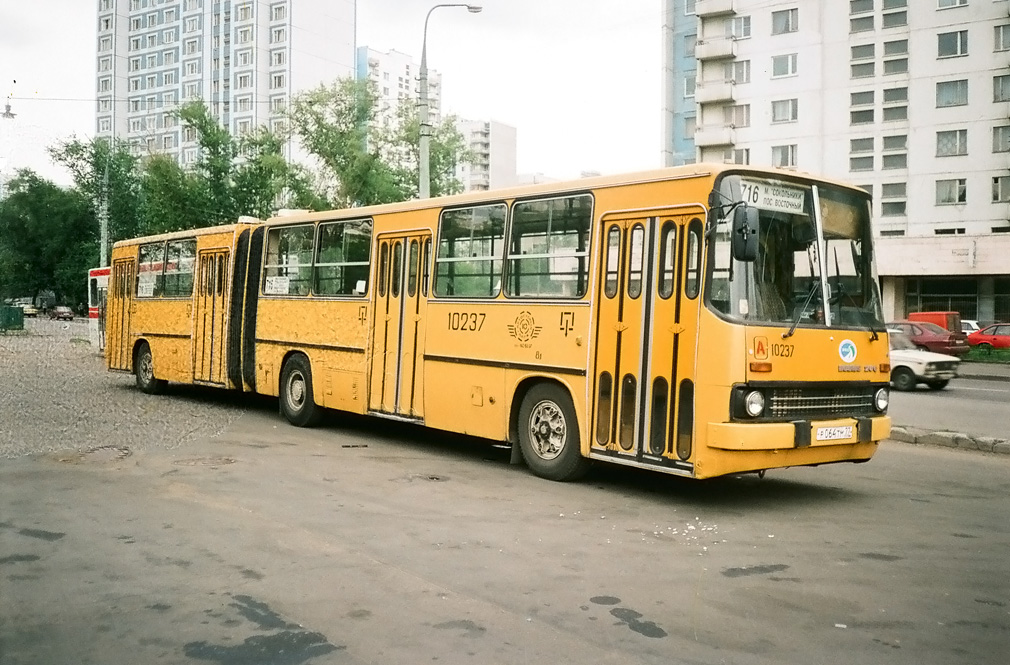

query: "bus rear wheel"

left=518, top=384, right=590, bottom=482
left=280, top=354, right=322, bottom=427
left=134, top=342, right=166, bottom=395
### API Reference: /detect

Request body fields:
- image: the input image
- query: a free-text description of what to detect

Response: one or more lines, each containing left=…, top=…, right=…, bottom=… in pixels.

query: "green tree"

left=386, top=104, right=470, bottom=198
left=0, top=170, right=97, bottom=307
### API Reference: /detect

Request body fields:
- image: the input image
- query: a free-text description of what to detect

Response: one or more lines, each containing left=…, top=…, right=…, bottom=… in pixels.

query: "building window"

left=883, top=134, right=907, bottom=151
left=684, top=76, right=696, bottom=97
left=772, top=99, right=798, bottom=123
left=881, top=202, right=906, bottom=216
left=884, top=39, right=908, bottom=56
left=994, top=177, right=1010, bottom=203
left=882, top=183, right=906, bottom=198
left=994, top=126, right=1010, bottom=153
left=772, top=53, right=798, bottom=77
left=165, top=50, right=176, bottom=65
left=270, top=96, right=286, bottom=113
left=270, top=50, right=286, bottom=67
left=724, top=148, right=750, bottom=164
left=936, top=80, right=968, bottom=107
left=237, top=50, right=253, bottom=66
left=723, top=104, right=750, bottom=128
left=98, top=117, right=112, bottom=132
left=850, top=16, right=874, bottom=33
left=184, top=39, right=199, bottom=54
left=851, top=62, right=875, bottom=78
left=938, top=30, right=969, bottom=58
left=98, top=77, right=111, bottom=93
left=882, top=154, right=907, bottom=169
left=996, top=24, right=1010, bottom=52
left=271, top=27, right=286, bottom=43
left=851, top=44, right=875, bottom=60
left=728, top=15, right=751, bottom=39
left=937, top=0, right=967, bottom=8
left=882, top=106, right=907, bottom=121
left=850, top=0, right=873, bottom=13
left=724, top=59, right=751, bottom=84
left=271, top=73, right=285, bottom=89
left=237, top=74, right=251, bottom=89
left=936, top=179, right=967, bottom=205
left=881, top=183, right=907, bottom=216
left=850, top=156, right=874, bottom=171
left=883, top=87, right=907, bottom=103
left=882, top=11, right=907, bottom=28
left=996, top=75, right=1010, bottom=103
left=685, top=34, right=696, bottom=57
left=851, top=137, right=874, bottom=152
left=883, top=58, right=908, bottom=74
left=771, top=144, right=797, bottom=168
left=850, top=109, right=874, bottom=125
left=271, top=4, right=287, bottom=21
left=851, top=91, right=874, bottom=106
left=772, top=8, right=798, bottom=35
left=936, top=129, right=968, bottom=156
left=163, top=135, right=175, bottom=150
left=164, top=70, right=176, bottom=85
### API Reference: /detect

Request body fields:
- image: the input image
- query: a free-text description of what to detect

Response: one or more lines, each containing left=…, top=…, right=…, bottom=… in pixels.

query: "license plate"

left=816, top=426, right=853, bottom=441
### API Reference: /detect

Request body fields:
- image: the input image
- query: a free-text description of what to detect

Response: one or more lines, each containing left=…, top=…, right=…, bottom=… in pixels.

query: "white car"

left=961, top=319, right=980, bottom=334
left=888, top=329, right=960, bottom=391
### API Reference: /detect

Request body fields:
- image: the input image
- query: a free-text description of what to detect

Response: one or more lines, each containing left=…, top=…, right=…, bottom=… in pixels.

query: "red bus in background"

left=88, top=266, right=110, bottom=352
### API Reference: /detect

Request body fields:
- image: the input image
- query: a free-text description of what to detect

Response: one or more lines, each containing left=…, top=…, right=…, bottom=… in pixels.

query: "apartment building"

left=356, top=46, right=517, bottom=192
left=95, top=0, right=356, bottom=165
left=663, top=0, right=1010, bottom=322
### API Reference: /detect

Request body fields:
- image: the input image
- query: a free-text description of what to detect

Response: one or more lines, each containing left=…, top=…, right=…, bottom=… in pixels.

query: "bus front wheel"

left=517, top=384, right=590, bottom=482
left=280, top=354, right=322, bottom=427
left=134, top=342, right=166, bottom=395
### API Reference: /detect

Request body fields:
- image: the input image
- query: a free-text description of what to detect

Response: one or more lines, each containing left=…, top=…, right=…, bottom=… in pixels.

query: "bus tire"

left=517, top=383, right=590, bottom=482
left=280, top=354, right=322, bottom=427
left=134, top=342, right=166, bottom=395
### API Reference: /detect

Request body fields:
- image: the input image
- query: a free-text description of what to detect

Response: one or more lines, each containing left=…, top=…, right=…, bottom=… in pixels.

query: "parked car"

left=20, top=304, right=39, bottom=318
left=961, top=319, right=981, bottom=334
left=49, top=306, right=74, bottom=321
left=887, top=329, right=960, bottom=391
left=887, top=320, right=970, bottom=356
left=967, top=323, right=1010, bottom=350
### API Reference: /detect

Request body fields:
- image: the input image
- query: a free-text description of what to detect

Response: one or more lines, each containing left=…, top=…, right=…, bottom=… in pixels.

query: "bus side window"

left=685, top=219, right=703, bottom=299
left=658, top=221, right=676, bottom=299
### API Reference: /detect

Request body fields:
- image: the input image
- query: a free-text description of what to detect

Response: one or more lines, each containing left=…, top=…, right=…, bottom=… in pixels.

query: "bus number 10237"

left=448, top=312, right=486, bottom=332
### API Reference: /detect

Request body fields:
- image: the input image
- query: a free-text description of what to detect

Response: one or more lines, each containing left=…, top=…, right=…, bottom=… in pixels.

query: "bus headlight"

left=744, top=390, right=765, bottom=418
left=874, top=387, right=889, bottom=412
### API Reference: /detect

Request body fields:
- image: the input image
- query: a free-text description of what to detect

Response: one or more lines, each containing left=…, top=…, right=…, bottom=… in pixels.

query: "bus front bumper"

left=707, top=415, right=891, bottom=451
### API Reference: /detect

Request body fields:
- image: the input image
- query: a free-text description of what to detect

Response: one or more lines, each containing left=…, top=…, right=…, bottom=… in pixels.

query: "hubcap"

left=287, top=371, right=305, bottom=410
left=140, top=354, right=153, bottom=382
left=528, top=400, right=566, bottom=460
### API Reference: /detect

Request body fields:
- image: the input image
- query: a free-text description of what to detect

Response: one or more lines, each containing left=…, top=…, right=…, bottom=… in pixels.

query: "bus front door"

left=107, top=259, right=135, bottom=372
left=193, top=249, right=229, bottom=384
left=591, top=210, right=703, bottom=474
left=369, top=232, right=431, bottom=418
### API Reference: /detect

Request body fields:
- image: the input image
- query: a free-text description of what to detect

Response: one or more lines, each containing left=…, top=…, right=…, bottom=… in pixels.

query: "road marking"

left=953, top=386, right=1010, bottom=393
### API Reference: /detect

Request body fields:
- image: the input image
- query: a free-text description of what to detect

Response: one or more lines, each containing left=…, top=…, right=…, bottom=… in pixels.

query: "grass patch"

left=962, top=347, right=1010, bottom=364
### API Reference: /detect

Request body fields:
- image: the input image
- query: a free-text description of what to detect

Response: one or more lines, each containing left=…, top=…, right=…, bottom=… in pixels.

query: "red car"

left=887, top=320, right=970, bottom=356
left=967, top=324, right=1010, bottom=350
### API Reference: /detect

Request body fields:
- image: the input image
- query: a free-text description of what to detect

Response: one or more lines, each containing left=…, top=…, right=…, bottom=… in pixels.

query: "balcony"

left=695, top=0, right=735, bottom=18
left=695, top=38, right=735, bottom=60
left=695, top=125, right=735, bottom=147
left=695, top=82, right=734, bottom=104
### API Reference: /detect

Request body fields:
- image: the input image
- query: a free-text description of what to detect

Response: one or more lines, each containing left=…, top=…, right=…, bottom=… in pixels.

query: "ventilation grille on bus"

left=766, top=387, right=877, bottom=420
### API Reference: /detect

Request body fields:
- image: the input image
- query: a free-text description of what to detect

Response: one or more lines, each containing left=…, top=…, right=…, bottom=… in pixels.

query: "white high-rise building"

left=95, top=0, right=356, bottom=165
left=356, top=46, right=442, bottom=128
left=454, top=119, right=517, bottom=192
left=665, top=0, right=1010, bottom=322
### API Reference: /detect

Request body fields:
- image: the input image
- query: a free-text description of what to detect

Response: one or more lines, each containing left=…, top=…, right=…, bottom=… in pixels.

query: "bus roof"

left=110, top=223, right=255, bottom=249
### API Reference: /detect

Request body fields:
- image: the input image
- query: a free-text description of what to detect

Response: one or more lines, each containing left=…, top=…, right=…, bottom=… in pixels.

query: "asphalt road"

left=1, top=319, right=1008, bottom=665
left=888, top=377, right=1010, bottom=440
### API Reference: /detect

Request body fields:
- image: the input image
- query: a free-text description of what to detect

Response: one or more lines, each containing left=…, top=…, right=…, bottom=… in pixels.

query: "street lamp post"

left=418, top=3, right=481, bottom=199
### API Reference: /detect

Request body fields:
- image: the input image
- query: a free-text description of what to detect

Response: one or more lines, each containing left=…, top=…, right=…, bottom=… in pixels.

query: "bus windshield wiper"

left=782, top=280, right=820, bottom=339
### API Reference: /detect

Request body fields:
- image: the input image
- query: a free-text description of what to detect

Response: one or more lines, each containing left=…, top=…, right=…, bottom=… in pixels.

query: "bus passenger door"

left=590, top=210, right=703, bottom=472
left=107, top=259, right=135, bottom=372
left=193, top=249, right=229, bottom=384
left=369, top=232, right=431, bottom=417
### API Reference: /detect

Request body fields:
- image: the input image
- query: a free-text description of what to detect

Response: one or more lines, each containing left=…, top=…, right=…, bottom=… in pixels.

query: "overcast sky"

left=0, top=0, right=661, bottom=186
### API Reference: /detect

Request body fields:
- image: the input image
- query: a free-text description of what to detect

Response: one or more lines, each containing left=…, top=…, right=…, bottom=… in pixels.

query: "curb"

left=888, top=425, right=1010, bottom=455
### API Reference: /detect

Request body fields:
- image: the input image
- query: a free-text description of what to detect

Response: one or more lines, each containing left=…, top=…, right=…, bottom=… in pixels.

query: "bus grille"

left=766, top=387, right=877, bottom=420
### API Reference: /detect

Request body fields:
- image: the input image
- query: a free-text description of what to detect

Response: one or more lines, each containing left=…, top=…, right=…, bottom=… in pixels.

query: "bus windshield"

left=707, top=174, right=884, bottom=332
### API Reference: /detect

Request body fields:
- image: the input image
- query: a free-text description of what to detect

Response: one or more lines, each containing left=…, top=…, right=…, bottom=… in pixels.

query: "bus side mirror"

left=731, top=206, right=759, bottom=262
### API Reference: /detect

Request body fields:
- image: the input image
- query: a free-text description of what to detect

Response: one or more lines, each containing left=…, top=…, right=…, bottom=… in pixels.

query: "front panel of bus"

left=695, top=171, right=890, bottom=478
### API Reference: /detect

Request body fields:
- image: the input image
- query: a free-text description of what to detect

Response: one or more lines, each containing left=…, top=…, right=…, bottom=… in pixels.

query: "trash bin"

left=0, top=306, right=25, bottom=331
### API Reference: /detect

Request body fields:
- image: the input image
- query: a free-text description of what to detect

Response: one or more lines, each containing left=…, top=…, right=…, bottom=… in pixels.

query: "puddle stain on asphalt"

left=0, top=554, right=41, bottom=565
left=609, top=608, right=668, bottom=639
left=184, top=631, right=341, bottom=665
left=18, top=528, right=65, bottom=542
left=433, top=619, right=486, bottom=638
left=722, top=564, right=790, bottom=578
left=184, top=595, right=342, bottom=665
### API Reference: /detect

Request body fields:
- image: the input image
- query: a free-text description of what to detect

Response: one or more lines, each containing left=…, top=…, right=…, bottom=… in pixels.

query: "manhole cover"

left=172, top=457, right=237, bottom=466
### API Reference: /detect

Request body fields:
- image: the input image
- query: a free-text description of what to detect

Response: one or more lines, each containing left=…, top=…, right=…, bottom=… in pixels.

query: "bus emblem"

left=508, top=311, right=542, bottom=343
left=838, top=339, right=857, bottom=364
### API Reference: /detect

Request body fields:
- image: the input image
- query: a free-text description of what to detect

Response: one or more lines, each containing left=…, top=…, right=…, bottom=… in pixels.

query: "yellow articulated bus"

left=106, top=164, right=891, bottom=481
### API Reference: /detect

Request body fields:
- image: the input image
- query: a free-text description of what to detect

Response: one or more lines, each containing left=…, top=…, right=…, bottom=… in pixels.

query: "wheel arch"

left=278, top=349, right=313, bottom=392
left=508, top=375, right=583, bottom=460
left=131, top=338, right=151, bottom=371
